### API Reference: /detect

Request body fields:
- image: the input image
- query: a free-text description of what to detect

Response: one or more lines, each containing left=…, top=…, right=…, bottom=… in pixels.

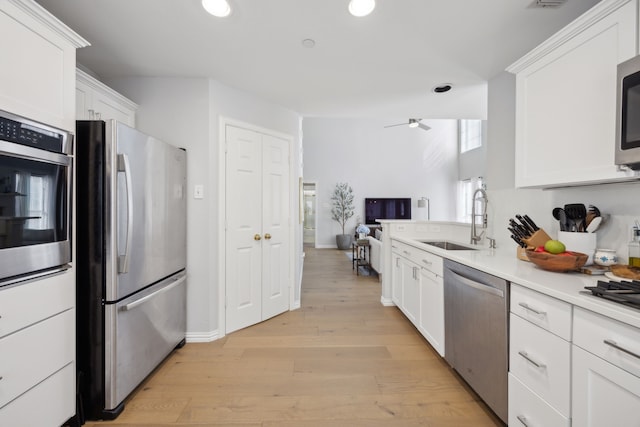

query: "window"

left=459, top=119, right=482, bottom=153
left=457, top=177, right=484, bottom=223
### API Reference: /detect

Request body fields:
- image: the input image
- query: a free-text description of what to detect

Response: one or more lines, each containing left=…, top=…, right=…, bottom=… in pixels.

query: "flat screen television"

left=365, top=198, right=411, bottom=224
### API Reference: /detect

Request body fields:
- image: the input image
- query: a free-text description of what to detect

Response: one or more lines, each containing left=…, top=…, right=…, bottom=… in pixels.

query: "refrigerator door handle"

left=121, top=275, right=187, bottom=312
left=117, top=153, right=133, bottom=274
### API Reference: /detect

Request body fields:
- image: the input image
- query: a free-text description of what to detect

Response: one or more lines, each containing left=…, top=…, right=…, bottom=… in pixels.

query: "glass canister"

left=629, top=226, right=640, bottom=267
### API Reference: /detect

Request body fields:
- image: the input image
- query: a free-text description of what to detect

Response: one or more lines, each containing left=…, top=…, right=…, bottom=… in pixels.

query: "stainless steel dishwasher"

left=443, top=259, right=509, bottom=423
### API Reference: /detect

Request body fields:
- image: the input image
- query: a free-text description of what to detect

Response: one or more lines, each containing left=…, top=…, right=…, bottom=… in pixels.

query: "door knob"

left=254, top=234, right=261, bottom=241
left=264, top=233, right=272, bottom=240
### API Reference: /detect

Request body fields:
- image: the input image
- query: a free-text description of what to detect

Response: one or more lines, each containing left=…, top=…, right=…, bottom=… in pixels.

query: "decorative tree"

left=331, top=182, right=355, bottom=235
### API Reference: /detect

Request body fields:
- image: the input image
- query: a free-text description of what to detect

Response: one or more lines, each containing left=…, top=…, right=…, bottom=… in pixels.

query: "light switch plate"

left=194, top=184, right=204, bottom=199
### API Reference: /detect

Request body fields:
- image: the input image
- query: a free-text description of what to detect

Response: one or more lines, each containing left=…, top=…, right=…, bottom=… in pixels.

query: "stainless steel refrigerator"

left=75, top=120, right=187, bottom=421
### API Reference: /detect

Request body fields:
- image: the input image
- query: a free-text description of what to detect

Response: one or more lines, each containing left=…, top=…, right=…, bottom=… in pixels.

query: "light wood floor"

left=86, top=248, right=503, bottom=426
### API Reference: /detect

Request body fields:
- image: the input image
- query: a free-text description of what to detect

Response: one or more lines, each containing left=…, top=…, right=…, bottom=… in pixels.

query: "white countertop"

left=393, top=236, right=640, bottom=330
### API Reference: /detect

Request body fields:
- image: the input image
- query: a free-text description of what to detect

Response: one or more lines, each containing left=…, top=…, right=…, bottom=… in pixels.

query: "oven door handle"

left=117, top=153, right=133, bottom=274
left=0, top=140, right=71, bottom=166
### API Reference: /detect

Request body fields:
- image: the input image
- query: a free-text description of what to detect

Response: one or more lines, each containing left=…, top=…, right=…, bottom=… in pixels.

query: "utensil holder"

left=558, top=231, right=596, bottom=265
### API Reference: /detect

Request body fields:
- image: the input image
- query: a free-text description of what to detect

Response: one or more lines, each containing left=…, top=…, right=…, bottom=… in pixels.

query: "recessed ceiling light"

left=348, top=0, right=376, bottom=17
left=302, top=39, right=316, bottom=48
left=433, top=84, right=453, bottom=93
left=202, top=0, right=231, bottom=17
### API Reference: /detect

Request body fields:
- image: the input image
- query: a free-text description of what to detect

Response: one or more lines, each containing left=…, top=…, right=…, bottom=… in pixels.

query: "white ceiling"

left=37, top=0, right=600, bottom=119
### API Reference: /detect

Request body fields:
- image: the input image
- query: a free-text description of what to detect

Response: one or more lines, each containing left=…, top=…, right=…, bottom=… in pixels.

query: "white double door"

left=225, top=124, right=291, bottom=334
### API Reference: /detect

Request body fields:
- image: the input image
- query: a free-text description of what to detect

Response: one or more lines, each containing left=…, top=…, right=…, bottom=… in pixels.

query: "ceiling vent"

left=533, top=0, right=567, bottom=7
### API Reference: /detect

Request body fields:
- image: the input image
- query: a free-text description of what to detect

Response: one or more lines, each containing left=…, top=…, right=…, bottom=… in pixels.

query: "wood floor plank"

left=83, top=248, right=503, bottom=426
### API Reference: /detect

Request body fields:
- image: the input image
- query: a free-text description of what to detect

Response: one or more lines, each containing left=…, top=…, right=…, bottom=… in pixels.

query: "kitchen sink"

left=419, top=240, right=478, bottom=251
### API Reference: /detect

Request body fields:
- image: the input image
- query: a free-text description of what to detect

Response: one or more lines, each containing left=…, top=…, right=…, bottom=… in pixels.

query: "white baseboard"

left=380, top=297, right=395, bottom=307
left=185, top=330, right=220, bottom=343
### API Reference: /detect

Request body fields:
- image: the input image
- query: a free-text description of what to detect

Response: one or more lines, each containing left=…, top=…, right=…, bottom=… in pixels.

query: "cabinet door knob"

left=264, top=233, right=272, bottom=240
left=254, top=234, right=261, bottom=241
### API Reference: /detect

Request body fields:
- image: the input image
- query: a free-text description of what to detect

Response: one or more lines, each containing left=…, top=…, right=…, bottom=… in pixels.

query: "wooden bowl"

left=525, top=250, right=589, bottom=272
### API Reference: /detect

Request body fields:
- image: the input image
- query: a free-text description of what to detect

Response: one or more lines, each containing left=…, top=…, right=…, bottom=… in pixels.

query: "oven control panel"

left=0, top=112, right=66, bottom=154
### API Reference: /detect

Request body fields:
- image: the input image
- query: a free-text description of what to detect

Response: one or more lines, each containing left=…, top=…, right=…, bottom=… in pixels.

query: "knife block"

left=517, top=229, right=552, bottom=261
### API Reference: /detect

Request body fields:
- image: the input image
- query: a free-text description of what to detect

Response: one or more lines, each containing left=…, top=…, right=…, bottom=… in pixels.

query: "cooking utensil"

left=553, top=207, right=569, bottom=231
left=564, top=204, right=587, bottom=232
left=586, top=216, right=603, bottom=233
left=588, top=205, right=601, bottom=217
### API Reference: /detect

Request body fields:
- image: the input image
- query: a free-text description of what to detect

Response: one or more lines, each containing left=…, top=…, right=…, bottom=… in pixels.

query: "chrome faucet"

left=470, top=188, right=488, bottom=245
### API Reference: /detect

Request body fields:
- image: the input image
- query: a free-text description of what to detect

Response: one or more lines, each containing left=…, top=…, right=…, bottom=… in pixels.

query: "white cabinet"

left=507, top=0, right=639, bottom=188
left=76, top=68, right=137, bottom=127
left=0, top=271, right=76, bottom=426
left=0, top=0, right=88, bottom=132
left=572, top=307, right=640, bottom=426
left=400, top=258, right=420, bottom=324
left=509, top=284, right=572, bottom=425
left=389, top=239, right=444, bottom=356
left=390, top=250, right=403, bottom=306
left=418, top=261, right=444, bottom=356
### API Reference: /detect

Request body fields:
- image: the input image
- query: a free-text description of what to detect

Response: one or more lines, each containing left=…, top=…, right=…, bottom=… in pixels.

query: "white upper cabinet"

left=0, top=0, right=88, bottom=131
left=507, top=0, right=639, bottom=188
left=76, top=68, right=137, bottom=127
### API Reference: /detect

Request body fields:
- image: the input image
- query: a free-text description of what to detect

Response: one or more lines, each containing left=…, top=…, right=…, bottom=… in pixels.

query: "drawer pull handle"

left=518, top=350, right=546, bottom=369
left=421, top=259, right=432, bottom=266
left=518, top=302, right=546, bottom=316
left=516, top=415, right=529, bottom=426
left=403, top=250, right=411, bottom=255
left=604, top=339, right=640, bottom=360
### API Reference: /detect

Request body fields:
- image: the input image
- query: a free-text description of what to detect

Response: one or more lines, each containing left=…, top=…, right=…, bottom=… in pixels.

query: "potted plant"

left=331, top=182, right=355, bottom=250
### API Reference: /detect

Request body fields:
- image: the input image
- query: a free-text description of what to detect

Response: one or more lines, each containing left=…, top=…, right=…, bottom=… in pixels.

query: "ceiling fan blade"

left=383, top=123, right=409, bottom=128
left=417, top=123, right=431, bottom=131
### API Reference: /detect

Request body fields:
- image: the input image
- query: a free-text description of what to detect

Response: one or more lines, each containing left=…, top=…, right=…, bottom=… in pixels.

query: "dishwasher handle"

left=447, top=269, right=505, bottom=298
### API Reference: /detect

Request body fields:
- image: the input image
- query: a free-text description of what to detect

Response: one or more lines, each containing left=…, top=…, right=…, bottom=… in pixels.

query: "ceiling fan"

left=384, top=118, right=431, bottom=131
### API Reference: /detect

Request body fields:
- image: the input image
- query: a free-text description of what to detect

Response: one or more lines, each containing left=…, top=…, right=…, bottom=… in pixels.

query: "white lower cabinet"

left=418, top=264, right=444, bottom=356
left=0, top=363, right=75, bottom=427
left=572, top=345, right=640, bottom=427
left=400, top=258, right=420, bottom=324
left=390, top=250, right=402, bottom=306
left=572, top=307, right=640, bottom=426
left=509, top=374, right=569, bottom=427
left=0, top=271, right=75, bottom=426
left=510, top=313, right=571, bottom=415
left=390, top=239, right=444, bottom=356
left=509, top=284, right=571, bottom=424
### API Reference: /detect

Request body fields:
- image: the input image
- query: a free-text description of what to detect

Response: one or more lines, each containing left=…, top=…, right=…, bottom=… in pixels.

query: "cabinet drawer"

left=0, top=309, right=74, bottom=408
left=390, top=240, right=442, bottom=276
left=0, top=362, right=75, bottom=427
left=574, top=307, right=640, bottom=378
left=510, top=313, right=571, bottom=416
left=509, top=374, right=569, bottom=427
left=511, top=283, right=571, bottom=340
left=0, top=272, right=74, bottom=339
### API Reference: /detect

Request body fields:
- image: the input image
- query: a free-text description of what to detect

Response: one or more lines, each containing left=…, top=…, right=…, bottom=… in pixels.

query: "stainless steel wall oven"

left=0, top=110, right=72, bottom=284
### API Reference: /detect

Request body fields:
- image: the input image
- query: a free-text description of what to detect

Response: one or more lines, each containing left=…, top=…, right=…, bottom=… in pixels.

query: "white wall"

left=302, top=118, right=459, bottom=248
left=107, top=76, right=302, bottom=340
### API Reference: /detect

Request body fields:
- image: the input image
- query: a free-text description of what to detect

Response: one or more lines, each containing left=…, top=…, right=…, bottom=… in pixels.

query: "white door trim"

left=217, top=116, right=295, bottom=338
